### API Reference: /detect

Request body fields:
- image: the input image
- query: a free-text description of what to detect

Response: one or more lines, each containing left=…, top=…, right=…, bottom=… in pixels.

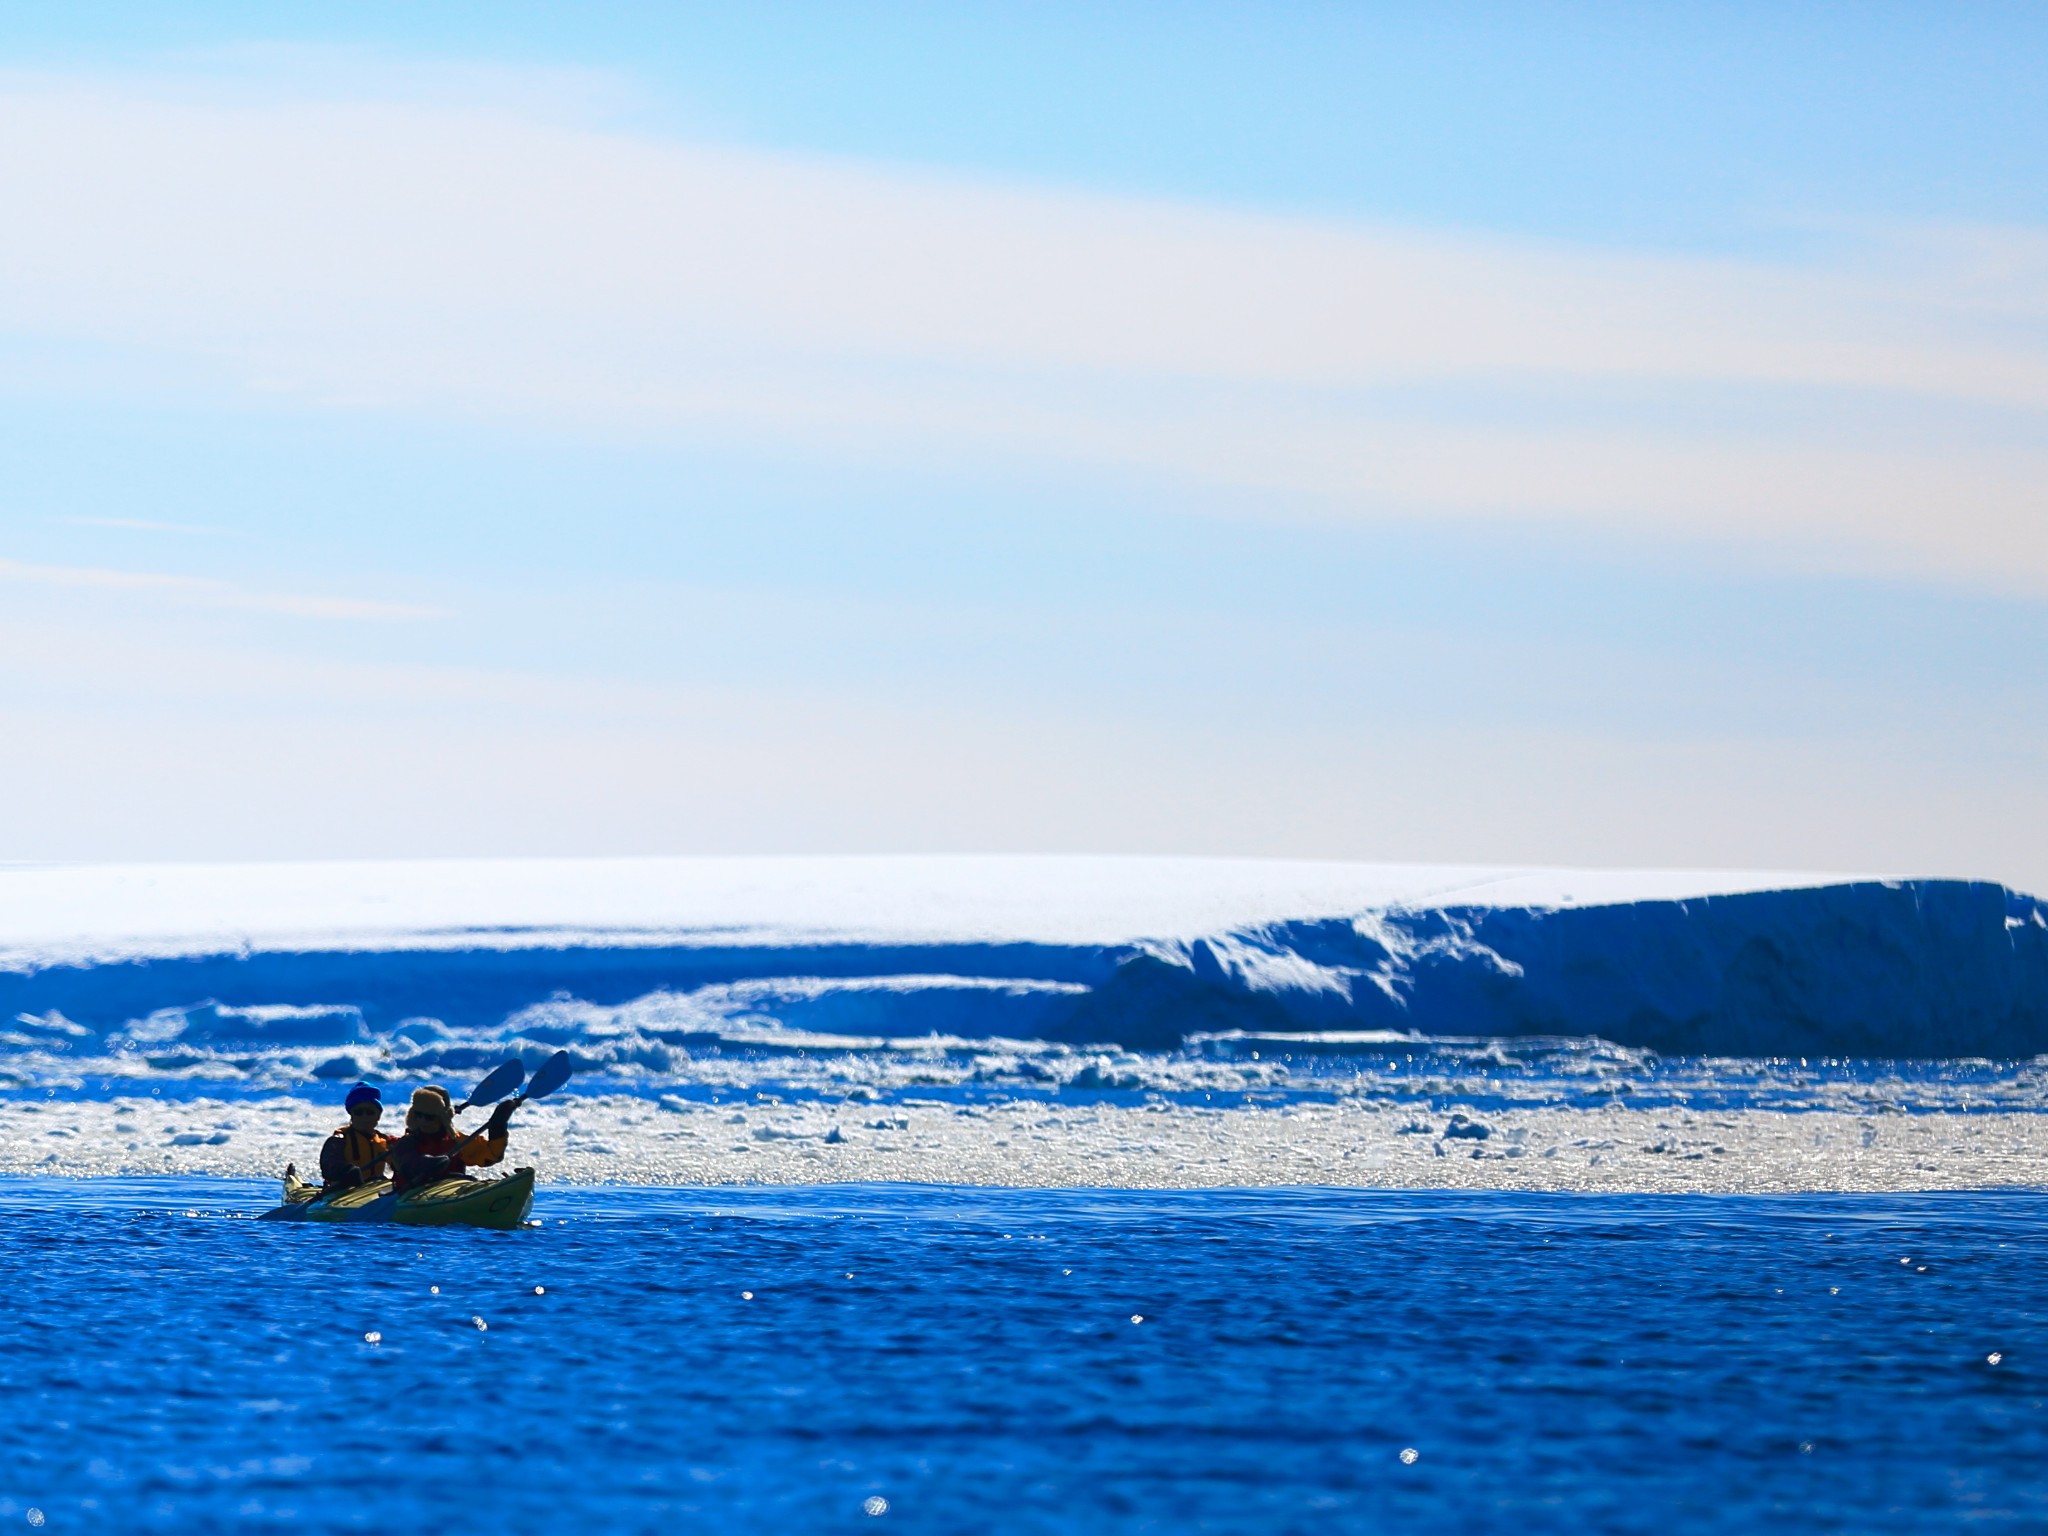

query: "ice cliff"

left=0, top=858, right=2042, bottom=1067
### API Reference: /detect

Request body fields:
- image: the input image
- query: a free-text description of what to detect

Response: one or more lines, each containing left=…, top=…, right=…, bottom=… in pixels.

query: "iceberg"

left=0, top=857, right=2041, bottom=1070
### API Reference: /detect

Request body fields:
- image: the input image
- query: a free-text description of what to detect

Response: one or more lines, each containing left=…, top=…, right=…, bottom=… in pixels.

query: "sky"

left=1, top=3, right=2045, bottom=889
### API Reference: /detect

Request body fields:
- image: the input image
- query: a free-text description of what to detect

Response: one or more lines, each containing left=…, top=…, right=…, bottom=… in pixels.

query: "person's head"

left=406, top=1085, right=454, bottom=1137
left=344, top=1082, right=383, bottom=1130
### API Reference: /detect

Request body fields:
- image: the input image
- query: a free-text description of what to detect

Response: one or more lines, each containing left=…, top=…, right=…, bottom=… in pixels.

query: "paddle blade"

left=458, top=1058, right=526, bottom=1111
left=522, top=1050, right=574, bottom=1102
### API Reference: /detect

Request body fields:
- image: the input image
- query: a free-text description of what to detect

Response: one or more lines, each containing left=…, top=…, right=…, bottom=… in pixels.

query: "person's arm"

left=391, top=1136, right=455, bottom=1190
left=318, top=1130, right=361, bottom=1188
left=457, top=1102, right=514, bottom=1169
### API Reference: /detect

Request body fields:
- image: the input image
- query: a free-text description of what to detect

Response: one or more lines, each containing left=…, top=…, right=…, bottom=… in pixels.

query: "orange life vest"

left=336, top=1125, right=392, bottom=1171
left=319, top=1123, right=393, bottom=1190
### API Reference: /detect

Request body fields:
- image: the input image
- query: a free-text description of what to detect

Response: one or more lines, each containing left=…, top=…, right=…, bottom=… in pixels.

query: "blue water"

left=2, top=1180, right=2044, bottom=1533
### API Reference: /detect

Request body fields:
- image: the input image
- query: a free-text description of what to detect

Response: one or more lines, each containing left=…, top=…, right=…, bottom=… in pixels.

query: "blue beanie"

left=344, top=1082, right=382, bottom=1111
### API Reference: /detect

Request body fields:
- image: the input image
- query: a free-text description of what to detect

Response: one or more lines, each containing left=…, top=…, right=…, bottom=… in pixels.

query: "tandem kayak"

left=258, top=1167, right=537, bottom=1230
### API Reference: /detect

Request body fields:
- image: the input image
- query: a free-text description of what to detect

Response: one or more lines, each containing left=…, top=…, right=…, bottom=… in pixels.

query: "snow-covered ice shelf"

left=0, top=856, right=2041, bottom=1060
left=3, top=856, right=2046, bottom=1194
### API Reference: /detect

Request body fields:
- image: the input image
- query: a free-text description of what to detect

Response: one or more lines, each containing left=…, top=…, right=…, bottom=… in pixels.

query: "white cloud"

left=0, top=70, right=2045, bottom=587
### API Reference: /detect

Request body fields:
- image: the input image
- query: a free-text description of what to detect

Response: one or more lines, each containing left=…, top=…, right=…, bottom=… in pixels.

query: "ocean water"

left=1, top=1179, right=2043, bottom=1533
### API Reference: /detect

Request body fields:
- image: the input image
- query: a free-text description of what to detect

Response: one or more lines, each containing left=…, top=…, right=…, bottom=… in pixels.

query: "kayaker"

left=317, top=1082, right=395, bottom=1191
left=389, top=1084, right=514, bottom=1195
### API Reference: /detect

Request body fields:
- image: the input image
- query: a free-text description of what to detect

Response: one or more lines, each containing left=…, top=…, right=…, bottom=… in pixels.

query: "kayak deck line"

left=258, top=1167, right=536, bottom=1230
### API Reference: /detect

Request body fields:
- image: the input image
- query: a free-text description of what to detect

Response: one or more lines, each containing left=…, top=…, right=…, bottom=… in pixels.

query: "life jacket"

left=318, top=1124, right=392, bottom=1189
left=338, top=1126, right=392, bottom=1170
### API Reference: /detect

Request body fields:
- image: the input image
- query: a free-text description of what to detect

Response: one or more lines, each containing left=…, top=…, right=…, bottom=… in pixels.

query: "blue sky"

left=2, top=4, right=2045, bottom=886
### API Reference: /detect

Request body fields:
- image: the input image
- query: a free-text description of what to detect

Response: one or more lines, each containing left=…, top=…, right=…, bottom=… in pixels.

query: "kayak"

left=258, top=1166, right=536, bottom=1230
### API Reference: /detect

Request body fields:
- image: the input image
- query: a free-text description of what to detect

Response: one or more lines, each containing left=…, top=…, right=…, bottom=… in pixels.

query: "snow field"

left=7, top=1093, right=2045, bottom=1195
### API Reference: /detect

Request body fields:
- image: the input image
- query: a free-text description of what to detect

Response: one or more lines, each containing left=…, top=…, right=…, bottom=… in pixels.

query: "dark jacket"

left=390, top=1125, right=507, bottom=1196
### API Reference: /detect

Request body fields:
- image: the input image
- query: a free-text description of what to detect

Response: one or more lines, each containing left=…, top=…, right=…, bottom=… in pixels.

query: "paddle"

left=456, top=1058, right=526, bottom=1112
left=450, top=1050, right=575, bottom=1159
left=518, top=1049, right=575, bottom=1105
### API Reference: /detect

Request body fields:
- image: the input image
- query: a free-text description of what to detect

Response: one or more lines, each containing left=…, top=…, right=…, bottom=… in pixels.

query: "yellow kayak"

left=260, top=1166, right=536, bottom=1230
